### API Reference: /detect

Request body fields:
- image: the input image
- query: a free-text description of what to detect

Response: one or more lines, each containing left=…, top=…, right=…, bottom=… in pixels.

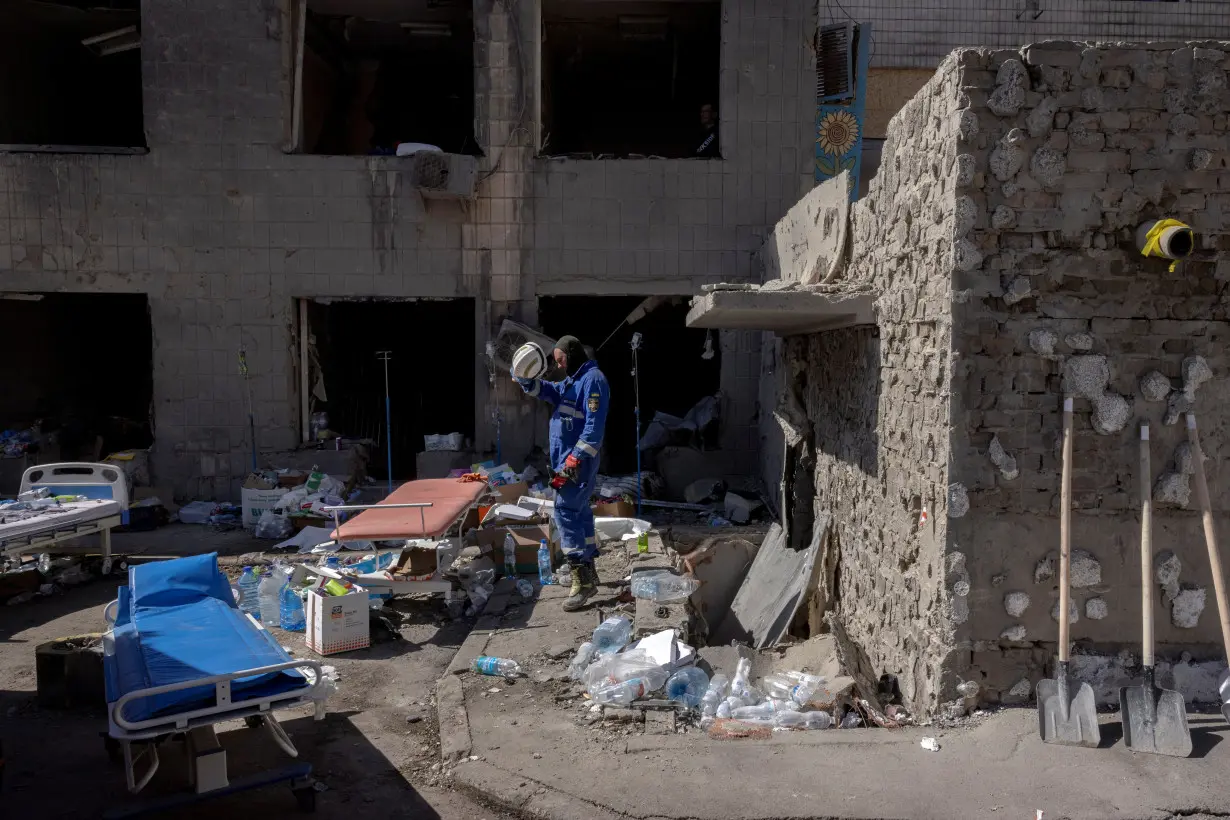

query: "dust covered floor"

left=0, top=543, right=515, bottom=819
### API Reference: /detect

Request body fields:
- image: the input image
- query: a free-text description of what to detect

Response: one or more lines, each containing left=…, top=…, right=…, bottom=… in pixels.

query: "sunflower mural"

left=813, top=24, right=871, bottom=198
left=815, top=106, right=863, bottom=193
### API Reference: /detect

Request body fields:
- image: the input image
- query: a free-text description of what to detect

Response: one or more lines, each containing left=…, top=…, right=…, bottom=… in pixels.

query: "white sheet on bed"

left=0, top=499, right=121, bottom=545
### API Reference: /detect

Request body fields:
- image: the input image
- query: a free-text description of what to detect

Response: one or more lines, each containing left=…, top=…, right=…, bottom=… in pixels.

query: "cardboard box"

left=593, top=500, right=636, bottom=518
left=468, top=523, right=559, bottom=575
left=241, top=487, right=285, bottom=529
left=305, top=585, right=371, bottom=656
left=495, top=481, right=528, bottom=504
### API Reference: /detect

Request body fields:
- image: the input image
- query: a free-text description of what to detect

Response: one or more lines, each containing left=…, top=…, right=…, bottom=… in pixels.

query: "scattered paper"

left=920, top=737, right=940, bottom=752
left=626, top=629, right=695, bottom=669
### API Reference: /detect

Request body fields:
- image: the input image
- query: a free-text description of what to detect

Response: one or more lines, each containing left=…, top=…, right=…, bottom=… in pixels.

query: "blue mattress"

left=105, top=553, right=308, bottom=725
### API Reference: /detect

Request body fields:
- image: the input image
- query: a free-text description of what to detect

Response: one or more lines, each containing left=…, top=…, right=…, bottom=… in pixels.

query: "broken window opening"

left=537, top=296, right=721, bottom=474
left=0, top=0, right=146, bottom=152
left=540, top=0, right=721, bottom=159
left=293, top=0, right=479, bottom=156
left=304, top=298, right=476, bottom=481
left=0, top=292, right=152, bottom=493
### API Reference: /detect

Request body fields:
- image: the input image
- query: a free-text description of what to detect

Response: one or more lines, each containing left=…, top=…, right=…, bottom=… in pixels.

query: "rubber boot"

left=562, top=561, right=597, bottom=611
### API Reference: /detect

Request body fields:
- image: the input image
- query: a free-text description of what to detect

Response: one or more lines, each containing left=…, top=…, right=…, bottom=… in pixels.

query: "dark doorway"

left=307, top=299, right=475, bottom=481
left=0, top=292, right=153, bottom=460
left=537, top=296, right=720, bottom=474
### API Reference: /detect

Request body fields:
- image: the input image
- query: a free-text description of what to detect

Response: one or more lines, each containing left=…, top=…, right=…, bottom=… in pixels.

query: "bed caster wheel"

left=293, top=786, right=317, bottom=813
left=244, top=715, right=266, bottom=729
left=101, top=558, right=113, bottom=575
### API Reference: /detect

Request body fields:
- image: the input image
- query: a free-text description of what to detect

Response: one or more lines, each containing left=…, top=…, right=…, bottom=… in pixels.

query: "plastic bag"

left=582, top=648, right=670, bottom=694
left=255, top=512, right=293, bottom=540
left=275, top=487, right=308, bottom=512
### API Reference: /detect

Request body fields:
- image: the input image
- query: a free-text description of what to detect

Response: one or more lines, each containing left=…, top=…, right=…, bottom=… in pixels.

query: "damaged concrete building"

left=692, top=40, right=1230, bottom=716
left=0, top=0, right=816, bottom=495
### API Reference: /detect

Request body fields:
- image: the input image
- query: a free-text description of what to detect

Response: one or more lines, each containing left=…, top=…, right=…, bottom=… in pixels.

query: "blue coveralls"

left=517, top=360, right=610, bottom=563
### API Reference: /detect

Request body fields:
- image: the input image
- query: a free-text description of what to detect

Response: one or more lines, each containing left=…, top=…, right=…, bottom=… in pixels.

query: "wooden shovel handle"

left=1187, top=413, right=1230, bottom=660
left=1140, top=423, right=1154, bottom=668
left=1059, top=398, right=1073, bottom=662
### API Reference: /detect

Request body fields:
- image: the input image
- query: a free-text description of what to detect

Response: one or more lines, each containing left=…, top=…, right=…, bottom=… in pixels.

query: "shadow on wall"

left=807, top=327, right=881, bottom=478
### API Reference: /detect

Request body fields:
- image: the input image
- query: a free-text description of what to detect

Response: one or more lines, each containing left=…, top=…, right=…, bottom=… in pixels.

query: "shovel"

left=1119, top=423, right=1191, bottom=756
left=1186, top=413, right=1230, bottom=724
left=1037, top=398, right=1101, bottom=747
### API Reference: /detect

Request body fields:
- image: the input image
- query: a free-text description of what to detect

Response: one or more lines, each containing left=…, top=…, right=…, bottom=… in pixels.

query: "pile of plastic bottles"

left=698, top=658, right=834, bottom=730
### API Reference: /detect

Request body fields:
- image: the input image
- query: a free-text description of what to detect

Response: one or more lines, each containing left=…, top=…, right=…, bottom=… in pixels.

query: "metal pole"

left=377, top=351, right=393, bottom=495
left=630, top=332, right=643, bottom=517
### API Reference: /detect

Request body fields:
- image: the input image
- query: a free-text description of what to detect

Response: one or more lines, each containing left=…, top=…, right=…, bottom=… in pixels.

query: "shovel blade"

left=1037, top=676, right=1101, bottom=747
left=1119, top=684, right=1192, bottom=757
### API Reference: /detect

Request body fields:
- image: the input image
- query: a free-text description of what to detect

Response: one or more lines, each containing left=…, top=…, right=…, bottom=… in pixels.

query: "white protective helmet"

left=511, top=342, right=547, bottom=380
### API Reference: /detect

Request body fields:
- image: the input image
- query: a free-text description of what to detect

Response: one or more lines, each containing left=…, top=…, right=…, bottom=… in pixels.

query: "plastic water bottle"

left=504, top=533, right=518, bottom=578
left=537, top=539, right=554, bottom=584
left=515, top=579, right=534, bottom=599
left=763, top=673, right=823, bottom=705
left=591, top=677, right=654, bottom=705
left=280, top=579, right=306, bottom=632
left=258, top=565, right=284, bottom=625
left=630, top=570, right=700, bottom=603
left=731, top=701, right=776, bottom=720
left=665, top=667, right=710, bottom=708
left=472, top=656, right=522, bottom=677
left=237, top=567, right=261, bottom=619
left=591, top=616, right=632, bottom=656
left=700, top=674, right=729, bottom=717
left=569, top=642, right=596, bottom=681
left=731, top=658, right=756, bottom=700
left=323, top=555, right=340, bottom=570
left=804, top=710, right=833, bottom=729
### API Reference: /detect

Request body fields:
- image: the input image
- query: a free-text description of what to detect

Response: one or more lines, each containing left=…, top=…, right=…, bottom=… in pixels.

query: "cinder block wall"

left=948, top=41, right=1230, bottom=705
left=0, top=0, right=816, bottom=496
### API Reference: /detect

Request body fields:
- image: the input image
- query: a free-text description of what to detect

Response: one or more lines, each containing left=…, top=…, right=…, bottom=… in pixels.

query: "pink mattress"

left=332, top=479, right=487, bottom=541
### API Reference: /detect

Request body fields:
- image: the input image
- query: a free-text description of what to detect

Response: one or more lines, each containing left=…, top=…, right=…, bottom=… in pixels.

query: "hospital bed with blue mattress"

left=102, top=552, right=328, bottom=816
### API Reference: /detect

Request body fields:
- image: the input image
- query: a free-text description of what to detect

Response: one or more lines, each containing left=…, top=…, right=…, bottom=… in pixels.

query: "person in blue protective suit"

left=512, top=335, right=610, bottom=611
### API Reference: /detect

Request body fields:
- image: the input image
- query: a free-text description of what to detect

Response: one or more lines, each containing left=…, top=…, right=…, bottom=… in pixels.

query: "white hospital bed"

left=0, top=462, right=130, bottom=574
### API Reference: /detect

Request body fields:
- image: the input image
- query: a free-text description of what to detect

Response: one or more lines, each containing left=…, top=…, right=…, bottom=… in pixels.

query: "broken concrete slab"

left=685, top=289, right=875, bottom=336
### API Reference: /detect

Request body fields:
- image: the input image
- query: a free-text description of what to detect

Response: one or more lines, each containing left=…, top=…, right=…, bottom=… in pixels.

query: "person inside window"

left=696, top=103, right=719, bottom=158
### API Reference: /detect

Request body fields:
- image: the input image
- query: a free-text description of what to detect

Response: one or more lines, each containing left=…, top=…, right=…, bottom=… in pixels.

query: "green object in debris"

left=637, top=532, right=649, bottom=554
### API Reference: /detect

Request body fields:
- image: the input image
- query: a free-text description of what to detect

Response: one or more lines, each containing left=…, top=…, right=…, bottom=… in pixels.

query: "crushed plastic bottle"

left=590, top=676, right=656, bottom=706
left=715, top=699, right=732, bottom=719
left=773, top=710, right=833, bottom=730
left=700, top=673, right=730, bottom=717
left=665, top=667, right=710, bottom=709
left=237, top=567, right=261, bottom=619
left=731, top=702, right=776, bottom=720
left=956, top=679, right=980, bottom=699
left=804, top=710, right=833, bottom=729
left=280, top=578, right=306, bottom=631
left=569, top=641, right=597, bottom=681
left=591, top=615, right=633, bottom=656
left=630, top=570, right=701, bottom=603
left=503, top=533, right=518, bottom=578
left=840, top=709, right=863, bottom=729
left=472, top=656, right=522, bottom=677
left=37, top=553, right=51, bottom=574
left=731, top=658, right=759, bottom=701
left=515, top=578, right=534, bottom=599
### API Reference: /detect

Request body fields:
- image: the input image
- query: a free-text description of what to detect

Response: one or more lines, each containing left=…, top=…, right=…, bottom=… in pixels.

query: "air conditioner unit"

left=407, top=152, right=479, bottom=199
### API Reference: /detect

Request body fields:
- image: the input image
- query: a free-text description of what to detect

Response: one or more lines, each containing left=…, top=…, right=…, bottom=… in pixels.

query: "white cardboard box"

left=241, top=487, right=285, bottom=529
left=305, top=585, right=371, bottom=656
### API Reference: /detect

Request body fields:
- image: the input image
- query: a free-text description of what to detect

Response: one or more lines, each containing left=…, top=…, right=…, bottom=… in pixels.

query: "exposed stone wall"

left=946, top=41, right=1230, bottom=705
left=793, top=56, right=965, bottom=716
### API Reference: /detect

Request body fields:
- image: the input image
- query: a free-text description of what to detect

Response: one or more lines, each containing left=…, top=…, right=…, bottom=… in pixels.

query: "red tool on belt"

left=550, top=454, right=581, bottom=489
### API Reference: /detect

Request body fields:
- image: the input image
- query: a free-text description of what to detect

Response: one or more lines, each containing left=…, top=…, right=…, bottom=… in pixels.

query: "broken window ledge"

left=537, top=153, right=724, bottom=162
left=685, top=283, right=877, bottom=336
left=0, top=144, right=148, bottom=155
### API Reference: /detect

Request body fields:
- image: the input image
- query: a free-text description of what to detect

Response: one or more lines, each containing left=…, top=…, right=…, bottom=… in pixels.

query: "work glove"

left=510, top=366, right=535, bottom=390
left=550, top=454, right=582, bottom=489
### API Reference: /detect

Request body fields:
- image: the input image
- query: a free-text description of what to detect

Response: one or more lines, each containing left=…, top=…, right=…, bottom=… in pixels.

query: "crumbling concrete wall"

left=945, top=41, right=1230, bottom=706
left=792, top=57, right=965, bottom=716
left=789, top=40, right=1230, bottom=717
